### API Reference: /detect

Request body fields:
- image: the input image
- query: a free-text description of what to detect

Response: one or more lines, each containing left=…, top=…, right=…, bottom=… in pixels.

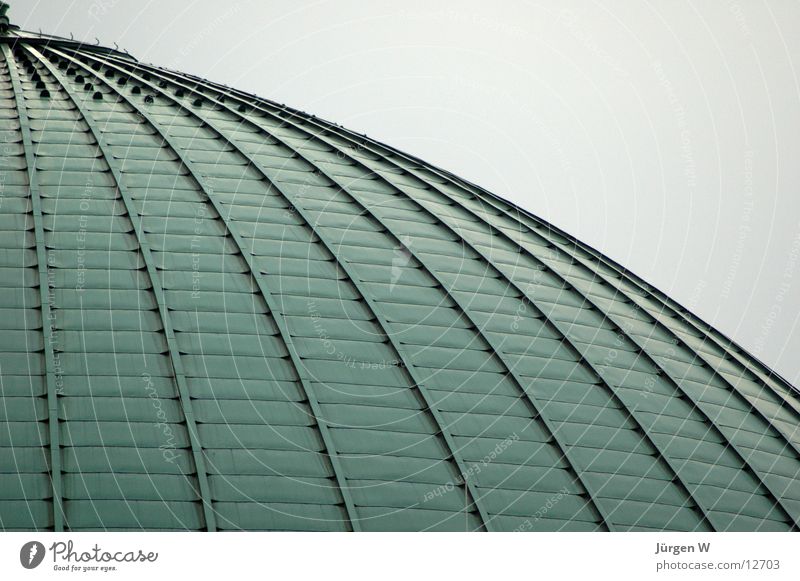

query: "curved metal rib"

left=57, top=46, right=791, bottom=532
left=165, top=96, right=615, bottom=529
left=26, top=46, right=218, bottom=531
left=2, top=43, right=65, bottom=532
left=210, top=64, right=800, bottom=417
left=291, top=88, right=800, bottom=448
left=319, top=129, right=800, bottom=530
left=374, top=136, right=800, bottom=423
left=241, top=146, right=616, bottom=530
left=575, top=242, right=800, bottom=419
left=450, top=178, right=800, bottom=412
left=104, top=61, right=715, bottom=531
left=144, top=67, right=799, bottom=422
left=141, top=80, right=720, bottom=529
left=389, top=172, right=799, bottom=528
left=374, top=152, right=800, bottom=529
left=71, top=49, right=497, bottom=531
left=39, top=46, right=362, bottom=532
left=657, top=302, right=800, bottom=414
left=250, top=118, right=715, bottom=530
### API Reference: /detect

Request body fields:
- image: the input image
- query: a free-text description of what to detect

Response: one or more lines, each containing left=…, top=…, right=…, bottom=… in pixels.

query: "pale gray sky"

left=11, top=0, right=800, bottom=385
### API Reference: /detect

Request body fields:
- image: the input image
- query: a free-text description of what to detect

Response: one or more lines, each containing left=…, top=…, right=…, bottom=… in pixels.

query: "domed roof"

left=1, top=13, right=799, bottom=532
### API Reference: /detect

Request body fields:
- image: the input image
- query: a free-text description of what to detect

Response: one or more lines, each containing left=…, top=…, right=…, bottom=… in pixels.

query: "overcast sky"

left=11, top=0, right=800, bottom=385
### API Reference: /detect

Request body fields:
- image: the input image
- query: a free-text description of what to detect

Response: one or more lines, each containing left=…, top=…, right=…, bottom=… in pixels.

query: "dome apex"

left=0, top=2, right=12, bottom=34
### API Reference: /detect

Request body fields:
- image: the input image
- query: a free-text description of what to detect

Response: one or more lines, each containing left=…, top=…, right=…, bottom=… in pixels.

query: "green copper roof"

left=0, top=21, right=799, bottom=532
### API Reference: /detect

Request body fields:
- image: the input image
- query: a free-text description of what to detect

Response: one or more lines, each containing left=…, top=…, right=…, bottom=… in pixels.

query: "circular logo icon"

left=20, top=541, right=46, bottom=569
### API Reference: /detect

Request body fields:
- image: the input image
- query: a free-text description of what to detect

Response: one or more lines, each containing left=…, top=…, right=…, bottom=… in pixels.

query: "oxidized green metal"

left=0, top=12, right=799, bottom=531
